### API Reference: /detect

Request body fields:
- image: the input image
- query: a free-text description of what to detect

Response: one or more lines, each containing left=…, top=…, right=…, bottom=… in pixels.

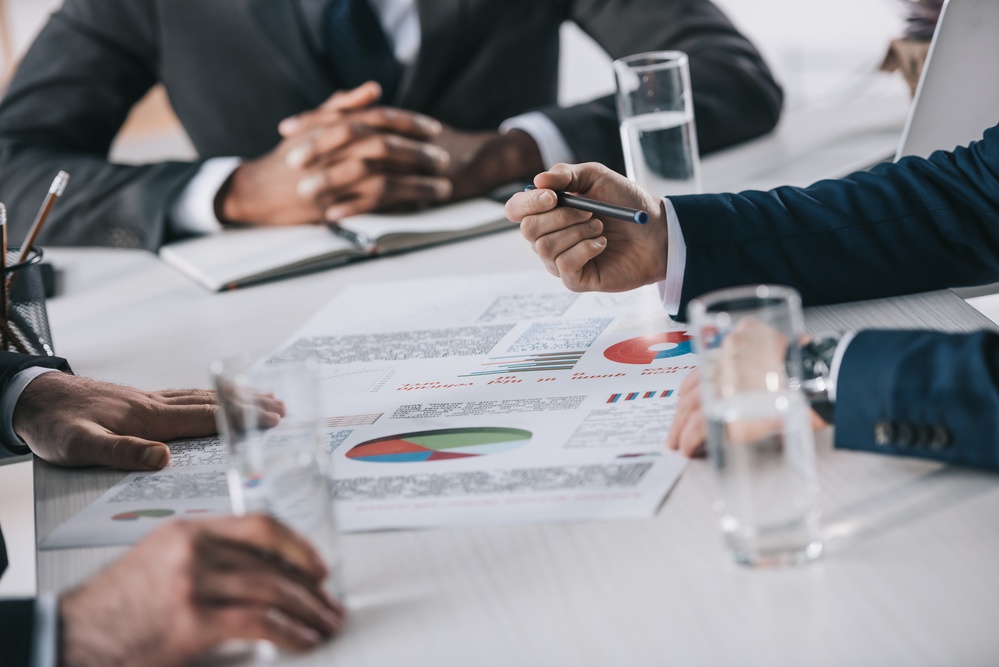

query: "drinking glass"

left=613, top=50, right=701, bottom=196
left=688, top=285, right=822, bottom=567
left=212, top=356, right=343, bottom=596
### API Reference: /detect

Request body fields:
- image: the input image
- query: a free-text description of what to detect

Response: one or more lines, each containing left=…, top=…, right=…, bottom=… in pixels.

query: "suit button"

left=895, top=422, right=915, bottom=447
left=913, top=424, right=933, bottom=448
left=874, top=420, right=895, bottom=446
left=929, top=425, right=952, bottom=450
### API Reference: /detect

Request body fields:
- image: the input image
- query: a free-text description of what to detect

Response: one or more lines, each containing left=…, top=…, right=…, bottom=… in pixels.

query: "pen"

left=326, top=223, right=377, bottom=255
left=17, top=171, right=70, bottom=265
left=524, top=185, right=648, bottom=225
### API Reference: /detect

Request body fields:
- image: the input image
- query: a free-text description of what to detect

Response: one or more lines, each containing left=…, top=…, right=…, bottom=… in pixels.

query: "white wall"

left=559, top=0, right=907, bottom=110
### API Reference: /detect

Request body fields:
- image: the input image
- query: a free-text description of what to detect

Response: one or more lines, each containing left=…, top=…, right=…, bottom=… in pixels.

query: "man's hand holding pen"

left=506, top=162, right=669, bottom=293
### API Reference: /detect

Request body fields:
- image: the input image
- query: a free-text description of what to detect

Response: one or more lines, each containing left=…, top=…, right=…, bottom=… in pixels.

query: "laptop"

left=895, top=0, right=999, bottom=159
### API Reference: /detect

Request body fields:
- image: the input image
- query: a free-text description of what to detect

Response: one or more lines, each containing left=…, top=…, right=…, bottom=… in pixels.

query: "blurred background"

left=0, top=0, right=910, bottom=164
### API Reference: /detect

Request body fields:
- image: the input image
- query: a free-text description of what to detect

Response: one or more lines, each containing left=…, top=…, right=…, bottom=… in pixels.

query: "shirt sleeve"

left=1, top=367, right=61, bottom=456
left=500, top=111, right=576, bottom=169
left=32, top=594, right=57, bottom=667
left=657, top=198, right=687, bottom=317
left=827, top=331, right=858, bottom=403
left=168, top=157, right=242, bottom=235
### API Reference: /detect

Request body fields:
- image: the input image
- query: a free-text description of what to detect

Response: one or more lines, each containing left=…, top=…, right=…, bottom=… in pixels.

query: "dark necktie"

left=326, top=0, right=404, bottom=102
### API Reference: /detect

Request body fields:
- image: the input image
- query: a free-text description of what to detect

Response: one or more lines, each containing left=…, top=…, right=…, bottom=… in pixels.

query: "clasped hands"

left=219, top=81, right=543, bottom=225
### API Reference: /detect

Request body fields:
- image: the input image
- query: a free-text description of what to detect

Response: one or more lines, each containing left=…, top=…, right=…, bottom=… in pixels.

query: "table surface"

left=36, top=92, right=999, bottom=666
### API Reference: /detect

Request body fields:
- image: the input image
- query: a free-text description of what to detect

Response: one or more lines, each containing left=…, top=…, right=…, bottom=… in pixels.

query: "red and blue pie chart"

left=346, top=427, right=532, bottom=463
left=603, top=331, right=693, bottom=365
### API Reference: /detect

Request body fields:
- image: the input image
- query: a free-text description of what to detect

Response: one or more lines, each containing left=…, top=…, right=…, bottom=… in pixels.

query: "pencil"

left=0, top=203, right=6, bottom=350
left=17, top=170, right=70, bottom=265
left=0, top=205, right=25, bottom=354
left=524, top=185, right=648, bottom=225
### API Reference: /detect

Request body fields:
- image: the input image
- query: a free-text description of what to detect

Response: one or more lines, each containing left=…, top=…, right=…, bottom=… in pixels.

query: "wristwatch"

left=797, top=334, right=842, bottom=424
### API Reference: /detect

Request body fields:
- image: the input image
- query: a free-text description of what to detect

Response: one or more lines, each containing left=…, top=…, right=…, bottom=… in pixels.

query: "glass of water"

left=212, top=355, right=343, bottom=596
left=688, top=285, right=822, bottom=567
left=613, top=50, right=701, bottom=196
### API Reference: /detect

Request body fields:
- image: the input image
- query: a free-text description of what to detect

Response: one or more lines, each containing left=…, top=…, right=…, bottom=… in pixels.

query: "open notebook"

left=160, top=198, right=511, bottom=291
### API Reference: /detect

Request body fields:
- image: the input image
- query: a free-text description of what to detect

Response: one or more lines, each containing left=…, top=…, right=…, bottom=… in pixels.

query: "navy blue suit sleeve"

left=669, top=121, right=999, bottom=317
left=0, top=352, right=72, bottom=458
left=834, top=329, right=999, bottom=471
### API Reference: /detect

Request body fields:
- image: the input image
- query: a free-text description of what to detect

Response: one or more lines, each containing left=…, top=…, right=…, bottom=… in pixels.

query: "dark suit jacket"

left=671, top=121, right=999, bottom=316
left=0, top=526, right=35, bottom=667
left=0, top=354, right=70, bottom=665
left=0, top=352, right=70, bottom=459
left=0, top=0, right=782, bottom=251
left=833, top=329, right=999, bottom=469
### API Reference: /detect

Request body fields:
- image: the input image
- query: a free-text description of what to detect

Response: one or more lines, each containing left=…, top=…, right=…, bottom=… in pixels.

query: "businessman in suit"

left=0, top=0, right=782, bottom=250
left=0, top=352, right=344, bottom=666
left=506, top=121, right=999, bottom=469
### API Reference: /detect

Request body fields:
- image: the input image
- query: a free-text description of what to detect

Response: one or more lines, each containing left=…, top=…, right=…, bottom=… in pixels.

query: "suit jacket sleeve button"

left=874, top=420, right=895, bottom=446
left=929, top=425, right=952, bottom=450
left=914, top=424, right=933, bottom=448
left=895, top=422, right=915, bottom=447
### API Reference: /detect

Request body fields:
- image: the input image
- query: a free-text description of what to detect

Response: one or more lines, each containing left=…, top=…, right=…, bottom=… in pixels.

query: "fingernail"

left=297, top=174, right=324, bottom=198
left=325, top=207, right=347, bottom=221
left=279, top=117, right=301, bottom=135
left=286, top=143, right=312, bottom=168
left=423, top=145, right=450, bottom=168
left=141, top=446, right=168, bottom=469
left=433, top=180, right=453, bottom=199
left=538, top=190, right=556, bottom=208
left=417, top=117, right=443, bottom=135
left=594, top=237, right=607, bottom=248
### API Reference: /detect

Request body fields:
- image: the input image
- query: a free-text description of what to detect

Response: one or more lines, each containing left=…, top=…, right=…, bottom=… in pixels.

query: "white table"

left=38, top=91, right=999, bottom=666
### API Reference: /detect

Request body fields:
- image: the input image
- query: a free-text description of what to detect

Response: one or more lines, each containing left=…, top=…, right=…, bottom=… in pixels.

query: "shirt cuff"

left=3, top=367, right=61, bottom=454
left=827, top=331, right=858, bottom=403
left=168, top=157, right=242, bottom=235
left=33, top=594, right=57, bottom=667
left=500, top=111, right=575, bottom=169
left=657, top=198, right=686, bottom=317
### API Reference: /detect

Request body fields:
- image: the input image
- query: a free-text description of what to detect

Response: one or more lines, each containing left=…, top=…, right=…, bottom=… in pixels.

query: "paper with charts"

left=272, top=270, right=695, bottom=532
left=41, top=437, right=232, bottom=549
left=41, top=271, right=698, bottom=547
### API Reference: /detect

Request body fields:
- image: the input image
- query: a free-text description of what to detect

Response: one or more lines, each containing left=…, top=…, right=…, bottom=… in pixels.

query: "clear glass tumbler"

left=212, top=356, right=343, bottom=595
left=688, top=285, right=822, bottom=567
left=613, top=50, right=701, bottom=196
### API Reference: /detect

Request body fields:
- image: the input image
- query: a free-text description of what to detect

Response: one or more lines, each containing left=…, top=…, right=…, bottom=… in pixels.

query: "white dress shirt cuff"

left=827, top=331, right=858, bottom=403
left=657, top=198, right=687, bottom=317
left=500, top=112, right=575, bottom=169
left=3, top=367, right=60, bottom=451
left=33, top=594, right=58, bottom=667
left=168, top=157, right=242, bottom=235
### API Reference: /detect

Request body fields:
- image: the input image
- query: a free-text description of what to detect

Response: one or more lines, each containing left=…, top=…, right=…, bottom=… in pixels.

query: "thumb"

left=320, top=81, right=382, bottom=111
left=534, top=162, right=609, bottom=196
left=89, top=431, right=171, bottom=471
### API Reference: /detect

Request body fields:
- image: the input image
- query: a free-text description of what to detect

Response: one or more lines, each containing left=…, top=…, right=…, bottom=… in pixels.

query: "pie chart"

left=346, top=427, right=532, bottom=463
left=604, top=331, right=693, bottom=365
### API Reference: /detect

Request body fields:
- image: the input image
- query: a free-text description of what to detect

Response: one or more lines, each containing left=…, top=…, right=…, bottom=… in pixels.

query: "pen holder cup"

left=2, top=247, right=55, bottom=356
